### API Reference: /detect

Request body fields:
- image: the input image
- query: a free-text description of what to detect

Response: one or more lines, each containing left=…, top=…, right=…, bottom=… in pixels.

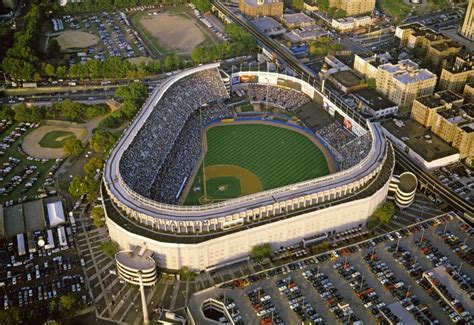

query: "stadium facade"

left=103, top=63, right=394, bottom=270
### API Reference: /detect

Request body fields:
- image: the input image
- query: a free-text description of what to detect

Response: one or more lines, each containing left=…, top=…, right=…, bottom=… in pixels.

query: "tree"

left=291, top=0, right=305, bottom=10
left=250, top=243, right=272, bottom=262
left=43, top=63, right=56, bottom=78
left=192, top=0, right=211, bottom=12
left=179, top=266, right=196, bottom=280
left=91, top=206, right=105, bottom=228
left=63, top=138, right=84, bottom=156
left=90, top=128, right=117, bottom=154
left=0, top=105, right=14, bottom=121
left=164, top=54, right=179, bottom=72
left=14, top=103, right=45, bottom=122
left=84, top=157, right=104, bottom=176
left=367, top=78, right=376, bottom=89
left=68, top=176, right=100, bottom=200
left=0, top=308, right=21, bottom=325
left=367, top=201, right=396, bottom=229
left=59, top=294, right=76, bottom=311
left=100, top=240, right=119, bottom=258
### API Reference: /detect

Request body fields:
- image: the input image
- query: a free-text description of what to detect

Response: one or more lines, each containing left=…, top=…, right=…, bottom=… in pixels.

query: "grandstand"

left=103, top=64, right=393, bottom=270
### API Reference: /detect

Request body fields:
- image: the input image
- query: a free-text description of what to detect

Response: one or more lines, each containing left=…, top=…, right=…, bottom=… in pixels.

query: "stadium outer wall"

left=103, top=64, right=394, bottom=271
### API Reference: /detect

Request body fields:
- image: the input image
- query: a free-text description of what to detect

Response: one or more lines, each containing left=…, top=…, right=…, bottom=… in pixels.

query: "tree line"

left=61, top=0, right=186, bottom=13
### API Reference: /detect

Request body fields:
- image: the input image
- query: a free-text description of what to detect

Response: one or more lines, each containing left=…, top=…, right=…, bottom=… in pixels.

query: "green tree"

left=91, top=206, right=105, bottom=228
left=90, top=128, right=117, bottom=153
left=0, top=105, right=14, bottom=121
left=179, top=266, right=196, bottom=280
left=100, top=240, right=119, bottom=258
left=250, top=243, right=272, bottom=262
left=164, top=54, right=179, bottom=72
left=43, top=63, right=56, bottom=78
left=192, top=0, right=211, bottom=12
left=84, top=157, right=104, bottom=176
left=367, top=78, right=376, bottom=89
left=14, top=103, right=45, bottom=122
left=59, top=294, right=76, bottom=311
left=0, top=308, right=21, bottom=325
left=367, top=201, right=396, bottom=229
left=291, top=0, right=305, bottom=10
left=68, top=176, right=100, bottom=200
left=63, top=138, right=84, bottom=156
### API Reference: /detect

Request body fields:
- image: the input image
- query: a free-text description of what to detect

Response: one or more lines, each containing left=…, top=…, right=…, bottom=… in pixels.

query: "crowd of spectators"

left=316, top=123, right=372, bottom=170
left=149, top=102, right=233, bottom=204
left=119, top=69, right=228, bottom=197
left=247, top=84, right=310, bottom=111
left=316, top=123, right=355, bottom=150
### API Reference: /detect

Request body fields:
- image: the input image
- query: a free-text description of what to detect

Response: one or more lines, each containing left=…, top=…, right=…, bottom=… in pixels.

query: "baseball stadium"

left=103, top=63, right=395, bottom=270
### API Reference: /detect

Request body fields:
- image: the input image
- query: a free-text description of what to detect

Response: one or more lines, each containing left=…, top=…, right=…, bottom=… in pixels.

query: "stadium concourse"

left=103, top=64, right=393, bottom=270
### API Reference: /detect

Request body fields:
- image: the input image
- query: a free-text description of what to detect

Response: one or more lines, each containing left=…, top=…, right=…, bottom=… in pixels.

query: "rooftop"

left=281, top=13, right=314, bottom=25
left=383, top=118, right=458, bottom=161
left=252, top=16, right=284, bottom=33
left=380, top=60, right=436, bottom=84
left=431, top=41, right=461, bottom=53
left=243, top=0, right=281, bottom=7
left=331, top=69, right=363, bottom=87
left=416, top=90, right=463, bottom=109
left=460, top=122, right=474, bottom=133
left=354, top=89, right=397, bottom=111
left=398, top=172, right=417, bottom=193
left=115, top=246, right=156, bottom=271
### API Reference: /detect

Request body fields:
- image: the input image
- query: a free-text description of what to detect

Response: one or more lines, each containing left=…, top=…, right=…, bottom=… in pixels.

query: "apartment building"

left=328, top=0, right=375, bottom=16
left=376, top=59, right=437, bottom=112
left=460, top=0, right=474, bottom=41
left=353, top=52, right=393, bottom=80
left=432, top=103, right=473, bottom=160
left=395, top=23, right=461, bottom=67
left=238, top=0, right=284, bottom=17
left=463, top=81, right=474, bottom=103
left=411, top=90, right=464, bottom=127
left=439, top=53, right=474, bottom=93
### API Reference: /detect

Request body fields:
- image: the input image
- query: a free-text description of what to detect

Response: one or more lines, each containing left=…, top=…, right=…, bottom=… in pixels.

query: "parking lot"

left=0, top=211, right=88, bottom=320
left=189, top=212, right=473, bottom=324
left=51, top=8, right=150, bottom=65
left=433, top=162, right=473, bottom=205
left=0, top=121, right=61, bottom=204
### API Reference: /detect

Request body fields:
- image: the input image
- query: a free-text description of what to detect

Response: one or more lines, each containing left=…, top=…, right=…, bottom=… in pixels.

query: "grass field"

left=240, top=104, right=254, bottom=112
left=39, top=131, right=76, bottom=148
left=381, top=0, right=412, bottom=19
left=184, top=124, right=330, bottom=205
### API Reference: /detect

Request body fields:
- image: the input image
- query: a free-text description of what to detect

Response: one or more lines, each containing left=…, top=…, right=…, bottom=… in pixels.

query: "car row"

left=246, top=286, right=284, bottom=324
left=277, top=276, right=323, bottom=323
left=302, top=268, right=359, bottom=323
left=334, top=261, right=399, bottom=324
left=364, top=252, right=439, bottom=324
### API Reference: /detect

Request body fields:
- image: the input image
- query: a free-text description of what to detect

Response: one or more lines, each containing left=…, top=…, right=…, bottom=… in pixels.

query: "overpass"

left=211, top=0, right=473, bottom=220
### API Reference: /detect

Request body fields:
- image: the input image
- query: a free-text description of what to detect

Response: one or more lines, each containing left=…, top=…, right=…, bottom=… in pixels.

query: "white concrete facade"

left=105, top=179, right=390, bottom=270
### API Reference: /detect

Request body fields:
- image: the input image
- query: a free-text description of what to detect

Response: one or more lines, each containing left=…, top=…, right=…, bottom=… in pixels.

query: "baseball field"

left=183, top=123, right=334, bottom=205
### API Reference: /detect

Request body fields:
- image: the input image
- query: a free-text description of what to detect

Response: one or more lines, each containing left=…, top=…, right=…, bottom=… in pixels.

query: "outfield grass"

left=39, top=131, right=76, bottom=148
left=184, top=124, right=330, bottom=205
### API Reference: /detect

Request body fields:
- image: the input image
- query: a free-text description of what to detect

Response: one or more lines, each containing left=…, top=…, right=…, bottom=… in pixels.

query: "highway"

left=212, top=0, right=473, bottom=219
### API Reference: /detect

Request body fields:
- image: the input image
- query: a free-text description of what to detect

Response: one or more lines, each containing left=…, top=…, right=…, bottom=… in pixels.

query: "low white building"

left=331, top=16, right=373, bottom=32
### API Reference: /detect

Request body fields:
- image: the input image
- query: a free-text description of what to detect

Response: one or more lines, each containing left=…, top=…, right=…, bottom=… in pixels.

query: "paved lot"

left=188, top=212, right=472, bottom=324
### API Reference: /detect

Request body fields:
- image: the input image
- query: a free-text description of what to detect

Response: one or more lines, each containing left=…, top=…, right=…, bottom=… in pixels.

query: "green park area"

left=39, top=131, right=76, bottom=148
